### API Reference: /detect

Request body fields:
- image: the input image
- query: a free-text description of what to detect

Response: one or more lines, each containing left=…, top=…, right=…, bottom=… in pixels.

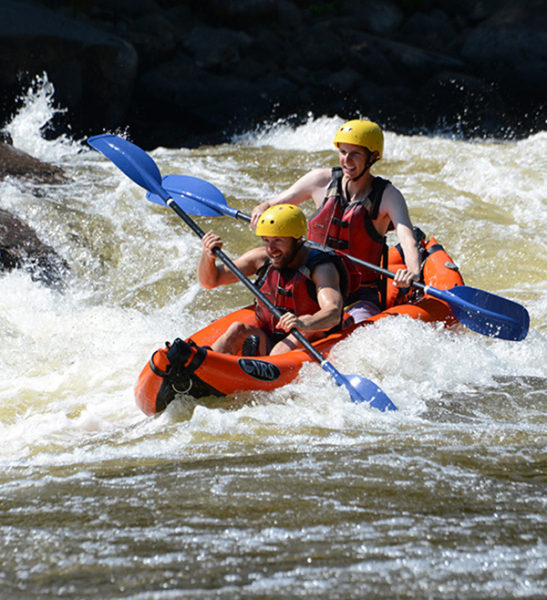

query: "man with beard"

left=198, top=204, right=347, bottom=356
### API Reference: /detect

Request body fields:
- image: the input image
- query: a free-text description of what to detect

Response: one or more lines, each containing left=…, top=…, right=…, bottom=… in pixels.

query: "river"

left=1, top=78, right=546, bottom=599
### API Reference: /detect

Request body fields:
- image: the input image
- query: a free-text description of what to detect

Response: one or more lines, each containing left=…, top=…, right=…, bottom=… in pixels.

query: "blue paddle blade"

left=87, top=135, right=166, bottom=197
left=345, top=374, right=398, bottom=411
left=320, top=361, right=396, bottom=411
left=441, top=285, right=529, bottom=341
left=146, top=174, right=226, bottom=217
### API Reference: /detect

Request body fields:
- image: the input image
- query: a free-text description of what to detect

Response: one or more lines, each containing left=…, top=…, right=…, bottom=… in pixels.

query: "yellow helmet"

left=333, top=119, right=384, bottom=159
left=256, top=204, right=307, bottom=239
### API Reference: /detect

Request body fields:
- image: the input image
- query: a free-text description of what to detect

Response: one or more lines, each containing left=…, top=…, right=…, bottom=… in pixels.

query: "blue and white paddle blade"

left=346, top=374, right=398, bottom=412
left=146, top=174, right=226, bottom=217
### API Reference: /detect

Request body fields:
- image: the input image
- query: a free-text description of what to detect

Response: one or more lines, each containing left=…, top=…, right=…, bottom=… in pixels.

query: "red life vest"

left=307, top=167, right=391, bottom=285
left=254, top=249, right=348, bottom=336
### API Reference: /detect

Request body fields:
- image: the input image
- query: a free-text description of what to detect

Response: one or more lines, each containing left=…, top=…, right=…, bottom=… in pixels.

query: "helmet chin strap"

left=352, top=153, right=378, bottom=182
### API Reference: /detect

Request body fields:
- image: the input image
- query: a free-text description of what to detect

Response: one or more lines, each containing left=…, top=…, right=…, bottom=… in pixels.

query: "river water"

left=1, top=79, right=546, bottom=599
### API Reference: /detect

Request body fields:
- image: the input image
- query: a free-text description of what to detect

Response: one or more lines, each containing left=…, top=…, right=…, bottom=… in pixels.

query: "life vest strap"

left=277, top=286, right=293, bottom=297
left=326, top=236, right=348, bottom=250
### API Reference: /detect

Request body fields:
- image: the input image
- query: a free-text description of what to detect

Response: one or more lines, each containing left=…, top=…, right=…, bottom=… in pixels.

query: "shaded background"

left=1, top=0, right=546, bottom=149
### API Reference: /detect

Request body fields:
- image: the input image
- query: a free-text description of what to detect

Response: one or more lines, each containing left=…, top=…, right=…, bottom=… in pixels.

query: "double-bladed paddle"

left=87, top=134, right=397, bottom=412
left=151, top=173, right=530, bottom=342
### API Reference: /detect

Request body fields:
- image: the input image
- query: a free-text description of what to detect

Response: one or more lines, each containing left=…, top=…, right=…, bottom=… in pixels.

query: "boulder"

left=0, top=142, right=66, bottom=183
left=0, top=0, right=138, bottom=135
left=0, top=208, right=69, bottom=289
left=460, top=0, right=547, bottom=101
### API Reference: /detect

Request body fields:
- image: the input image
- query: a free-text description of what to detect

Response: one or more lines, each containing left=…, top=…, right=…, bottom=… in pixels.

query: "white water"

left=1, top=76, right=546, bottom=599
left=1, top=79, right=546, bottom=464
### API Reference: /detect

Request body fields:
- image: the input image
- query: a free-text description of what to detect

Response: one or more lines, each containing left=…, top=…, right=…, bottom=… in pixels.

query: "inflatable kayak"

left=135, top=232, right=464, bottom=415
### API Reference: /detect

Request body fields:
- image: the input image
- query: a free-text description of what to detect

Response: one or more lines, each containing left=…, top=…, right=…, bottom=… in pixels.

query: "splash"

left=2, top=72, right=76, bottom=162
left=232, top=112, right=345, bottom=151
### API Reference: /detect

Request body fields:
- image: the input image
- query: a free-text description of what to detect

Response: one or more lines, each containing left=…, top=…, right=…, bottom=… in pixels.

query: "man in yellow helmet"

left=198, top=204, right=348, bottom=355
left=250, top=119, right=420, bottom=322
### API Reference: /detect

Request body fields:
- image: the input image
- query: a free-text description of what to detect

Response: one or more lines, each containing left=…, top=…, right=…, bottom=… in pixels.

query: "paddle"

left=153, top=173, right=530, bottom=342
left=87, top=134, right=397, bottom=412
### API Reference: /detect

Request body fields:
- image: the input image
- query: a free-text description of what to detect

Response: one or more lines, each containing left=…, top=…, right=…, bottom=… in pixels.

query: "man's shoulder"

left=240, top=246, right=268, bottom=268
left=379, top=179, right=404, bottom=202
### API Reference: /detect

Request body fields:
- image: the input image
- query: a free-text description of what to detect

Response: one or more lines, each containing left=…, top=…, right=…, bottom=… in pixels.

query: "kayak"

left=134, top=233, right=464, bottom=415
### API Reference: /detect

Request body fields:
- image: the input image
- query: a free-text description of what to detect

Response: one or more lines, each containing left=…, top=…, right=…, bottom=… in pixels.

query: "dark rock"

left=0, top=0, right=544, bottom=147
left=206, top=0, right=278, bottom=27
left=417, top=72, right=508, bottom=136
left=0, top=207, right=69, bottom=289
left=340, top=0, right=404, bottom=35
left=0, top=0, right=138, bottom=136
left=277, top=0, right=303, bottom=28
left=183, top=27, right=253, bottom=71
left=367, top=35, right=465, bottom=83
left=0, top=142, right=66, bottom=183
left=399, top=10, right=458, bottom=52
left=328, top=68, right=363, bottom=95
left=0, top=131, right=13, bottom=145
left=460, top=1, right=547, bottom=100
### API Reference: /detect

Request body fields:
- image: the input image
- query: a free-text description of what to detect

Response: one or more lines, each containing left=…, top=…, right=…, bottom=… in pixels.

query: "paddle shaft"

left=166, top=199, right=328, bottom=365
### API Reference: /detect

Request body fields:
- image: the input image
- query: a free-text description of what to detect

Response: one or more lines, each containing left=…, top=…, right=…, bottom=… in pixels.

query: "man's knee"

left=225, top=321, right=249, bottom=340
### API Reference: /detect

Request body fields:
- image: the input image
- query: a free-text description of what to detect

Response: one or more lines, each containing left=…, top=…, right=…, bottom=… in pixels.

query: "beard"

left=268, top=239, right=300, bottom=269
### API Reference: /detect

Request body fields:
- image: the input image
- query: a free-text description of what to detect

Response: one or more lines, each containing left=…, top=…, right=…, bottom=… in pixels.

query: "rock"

left=460, top=1, right=547, bottom=102
left=0, top=142, right=66, bottom=183
left=0, top=0, right=544, bottom=146
left=0, top=208, right=69, bottom=289
left=206, top=0, right=278, bottom=26
left=399, top=10, right=458, bottom=53
left=182, top=27, right=253, bottom=70
left=340, top=0, right=404, bottom=35
left=0, top=0, right=138, bottom=136
left=0, top=142, right=69, bottom=287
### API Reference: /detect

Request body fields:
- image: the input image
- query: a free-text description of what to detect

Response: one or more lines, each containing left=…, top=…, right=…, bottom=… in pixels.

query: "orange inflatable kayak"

left=135, top=234, right=464, bottom=415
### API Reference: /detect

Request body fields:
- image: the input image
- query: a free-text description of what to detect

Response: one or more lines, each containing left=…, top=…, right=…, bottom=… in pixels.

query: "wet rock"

left=0, top=142, right=66, bottom=183
left=0, top=208, right=69, bottom=289
left=0, top=0, right=544, bottom=147
left=460, top=1, right=547, bottom=105
left=0, top=0, right=138, bottom=136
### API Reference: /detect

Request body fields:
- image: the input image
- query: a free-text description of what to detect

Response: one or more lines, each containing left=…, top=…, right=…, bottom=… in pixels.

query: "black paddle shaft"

left=168, top=199, right=326, bottom=363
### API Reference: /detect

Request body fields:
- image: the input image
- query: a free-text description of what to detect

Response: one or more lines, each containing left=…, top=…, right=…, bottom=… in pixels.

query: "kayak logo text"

left=238, top=358, right=281, bottom=381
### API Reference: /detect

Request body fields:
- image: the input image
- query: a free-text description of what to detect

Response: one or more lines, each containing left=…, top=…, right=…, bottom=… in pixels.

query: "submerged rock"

left=0, top=207, right=69, bottom=289
left=0, top=142, right=66, bottom=183
left=0, top=142, right=69, bottom=288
